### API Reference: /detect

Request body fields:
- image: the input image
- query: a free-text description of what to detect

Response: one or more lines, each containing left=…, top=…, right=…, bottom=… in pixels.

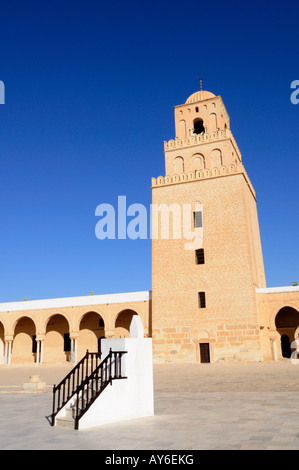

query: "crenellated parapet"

left=152, top=162, right=256, bottom=199
left=164, top=129, right=242, bottom=161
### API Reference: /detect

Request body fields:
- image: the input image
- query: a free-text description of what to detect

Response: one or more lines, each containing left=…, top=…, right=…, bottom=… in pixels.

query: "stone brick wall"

left=152, top=171, right=265, bottom=363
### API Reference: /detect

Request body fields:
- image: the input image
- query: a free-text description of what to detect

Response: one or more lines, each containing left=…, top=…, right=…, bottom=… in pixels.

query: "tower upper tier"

left=175, top=89, right=230, bottom=140
left=161, top=89, right=242, bottom=177
left=153, top=88, right=256, bottom=198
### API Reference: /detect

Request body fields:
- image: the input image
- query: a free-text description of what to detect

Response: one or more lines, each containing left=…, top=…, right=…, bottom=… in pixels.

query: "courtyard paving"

left=0, top=360, right=299, bottom=450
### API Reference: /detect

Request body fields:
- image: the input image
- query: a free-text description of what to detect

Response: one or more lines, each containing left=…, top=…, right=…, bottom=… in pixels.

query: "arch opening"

left=78, top=312, right=105, bottom=359
left=0, top=322, right=4, bottom=365
left=275, top=307, right=299, bottom=358
left=12, top=316, right=36, bottom=364
left=44, top=314, right=70, bottom=364
left=115, top=309, right=139, bottom=338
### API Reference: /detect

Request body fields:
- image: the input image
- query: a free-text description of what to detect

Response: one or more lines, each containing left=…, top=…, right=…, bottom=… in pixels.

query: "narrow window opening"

left=198, top=292, right=206, bottom=309
left=64, top=333, right=71, bottom=352
left=195, top=249, right=205, bottom=265
left=195, top=107, right=199, bottom=113
left=194, top=211, right=203, bottom=228
left=32, top=335, right=37, bottom=354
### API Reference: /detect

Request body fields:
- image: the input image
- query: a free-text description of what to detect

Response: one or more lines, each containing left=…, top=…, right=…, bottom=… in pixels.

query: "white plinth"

left=78, top=337, right=154, bottom=430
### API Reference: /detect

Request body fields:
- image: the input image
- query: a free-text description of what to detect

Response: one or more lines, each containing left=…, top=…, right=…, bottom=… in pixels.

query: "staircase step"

left=56, top=416, right=75, bottom=429
left=64, top=406, right=74, bottom=418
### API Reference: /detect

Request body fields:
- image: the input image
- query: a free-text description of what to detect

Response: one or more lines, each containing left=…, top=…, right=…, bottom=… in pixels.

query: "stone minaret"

left=151, top=87, right=266, bottom=364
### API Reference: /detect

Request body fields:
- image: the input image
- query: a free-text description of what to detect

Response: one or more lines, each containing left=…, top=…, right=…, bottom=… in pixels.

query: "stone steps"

left=55, top=405, right=75, bottom=429
left=56, top=415, right=75, bottom=429
left=55, top=387, right=97, bottom=429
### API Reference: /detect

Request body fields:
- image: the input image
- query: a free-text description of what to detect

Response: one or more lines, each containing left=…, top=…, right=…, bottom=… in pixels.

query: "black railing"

left=51, top=350, right=101, bottom=426
left=51, top=349, right=127, bottom=430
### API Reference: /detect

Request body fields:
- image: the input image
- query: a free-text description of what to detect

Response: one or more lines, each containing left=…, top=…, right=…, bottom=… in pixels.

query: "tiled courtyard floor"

left=0, top=360, right=299, bottom=450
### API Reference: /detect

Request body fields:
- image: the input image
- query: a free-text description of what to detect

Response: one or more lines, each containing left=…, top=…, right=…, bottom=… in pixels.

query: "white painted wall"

left=78, top=337, right=154, bottom=430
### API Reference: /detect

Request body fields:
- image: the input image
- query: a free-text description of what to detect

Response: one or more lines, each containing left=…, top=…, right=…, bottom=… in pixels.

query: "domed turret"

left=173, top=84, right=230, bottom=141
left=185, top=90, right=216, bottom=104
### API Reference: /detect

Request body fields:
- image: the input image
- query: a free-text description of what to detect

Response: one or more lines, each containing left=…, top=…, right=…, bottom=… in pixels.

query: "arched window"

left=173, top=156, right=184, bottom=174
left=191, top=154, right=205, bottom=171
left=193, top=119, right=205, bottom=135
left=211, top=149, right=223, bottom=167
left=209, top=113, right=217, bottom=132
left=178, top=119, right=186, bottom=138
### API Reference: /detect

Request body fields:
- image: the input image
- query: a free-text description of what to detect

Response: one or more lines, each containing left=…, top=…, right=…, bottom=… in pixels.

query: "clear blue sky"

left=0, top=0, right=298, bottom=302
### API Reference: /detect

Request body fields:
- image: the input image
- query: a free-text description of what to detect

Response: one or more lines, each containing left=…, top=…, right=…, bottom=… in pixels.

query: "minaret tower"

left=151, top=86, right=266, bottom=364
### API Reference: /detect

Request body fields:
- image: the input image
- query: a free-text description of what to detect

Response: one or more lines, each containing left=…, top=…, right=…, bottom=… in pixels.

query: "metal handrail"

left=51, top=349, right=127, bottom=429
left=73, top=349, right=127, bottom=429
left=51, top=350, right=101, bottom=426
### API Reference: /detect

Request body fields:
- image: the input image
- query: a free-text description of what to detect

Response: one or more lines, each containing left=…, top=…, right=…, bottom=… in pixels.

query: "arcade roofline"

left=256, top=286, right=299, bottom=294
left=0, top=291, right=152, bottom=313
